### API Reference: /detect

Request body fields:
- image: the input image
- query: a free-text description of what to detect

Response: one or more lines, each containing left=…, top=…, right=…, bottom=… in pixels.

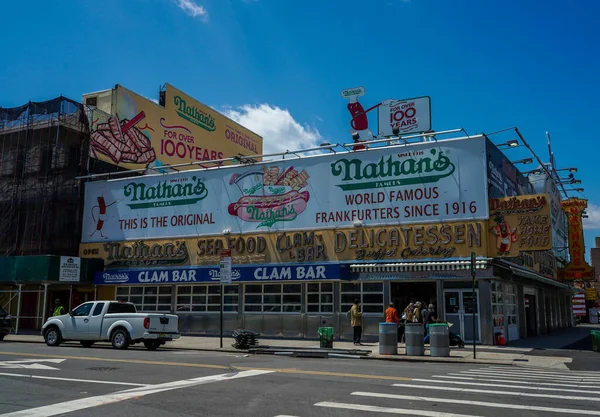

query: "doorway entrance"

left=390, top=281, right=438, bottom=315
left=443, top=289, right=481, bottom=343
left=525, top=295, right=537, bottom=337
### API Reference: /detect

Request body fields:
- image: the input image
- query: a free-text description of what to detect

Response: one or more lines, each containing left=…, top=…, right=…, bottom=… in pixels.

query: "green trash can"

left=592, top=330, right=600, bottom=353
left=318, top=327, right=334, bottom=348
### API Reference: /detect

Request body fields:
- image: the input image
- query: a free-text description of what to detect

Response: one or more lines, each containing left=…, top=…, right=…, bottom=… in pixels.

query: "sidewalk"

left=2, top=333, right=575, bottom=369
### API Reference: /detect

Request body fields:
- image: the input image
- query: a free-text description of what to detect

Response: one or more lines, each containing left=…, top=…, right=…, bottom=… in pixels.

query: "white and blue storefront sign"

left=94, top=264, right=343, bottom=285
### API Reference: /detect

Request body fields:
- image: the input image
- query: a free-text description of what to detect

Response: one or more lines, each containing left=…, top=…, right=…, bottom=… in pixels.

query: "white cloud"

left=173, top=0, right=208, bottom=20
left=583, top=203, right=600, bottom=230
left=224, top=104, right=323, bottom=155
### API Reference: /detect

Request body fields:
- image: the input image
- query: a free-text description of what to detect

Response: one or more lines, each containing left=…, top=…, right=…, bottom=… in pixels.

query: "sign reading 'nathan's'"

left=487, top=194, right=552, bottom=258
left=87, top=84, right=263, bottom=172
left=82, top=137, right=488, bottom=242
left=80, top=221, right=488, bottom=267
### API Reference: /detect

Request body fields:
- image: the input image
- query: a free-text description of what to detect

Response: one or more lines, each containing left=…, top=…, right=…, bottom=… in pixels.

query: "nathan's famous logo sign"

left=330, top=148, right=455, bottom=191
left=173, top=95, right=216, bottom=132
left=228, top=165, right=310, bottom=228
left=87, top=83, right=262, bottom=172
left=123, top=175, right=208, bottom=209
left=81, top=240, right=190, bottom=268
left=487, top=194, right=552, bottom=258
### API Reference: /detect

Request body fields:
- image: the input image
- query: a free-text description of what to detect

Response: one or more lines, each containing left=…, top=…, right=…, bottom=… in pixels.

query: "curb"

left=0, top=338, right=538, bottom=367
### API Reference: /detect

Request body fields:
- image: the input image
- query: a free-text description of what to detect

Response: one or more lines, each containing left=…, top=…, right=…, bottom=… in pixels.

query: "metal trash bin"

left=429, top=323, right=450, bottom=357
left=405, top=323, right=425, bottom=356
left=379, top=322, right=398, bottom=355
left=592, top=330, right=600, bottom=353
left=318, top=327, right=333, bottom=349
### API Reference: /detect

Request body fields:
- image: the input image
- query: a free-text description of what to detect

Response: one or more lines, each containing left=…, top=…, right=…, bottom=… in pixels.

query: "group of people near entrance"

left=386, top=301, right=439, bottom=343
left=349, top=298, right=439, bottom=345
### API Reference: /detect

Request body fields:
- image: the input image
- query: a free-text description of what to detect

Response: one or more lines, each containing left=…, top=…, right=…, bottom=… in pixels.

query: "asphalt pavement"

left=0, top=342, right=598, bottom=417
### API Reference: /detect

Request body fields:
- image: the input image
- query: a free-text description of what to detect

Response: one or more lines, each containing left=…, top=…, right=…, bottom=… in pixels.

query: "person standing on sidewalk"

left=385, top=302, right=400, bottom=325
left=351, top=299, right=363, bottom=345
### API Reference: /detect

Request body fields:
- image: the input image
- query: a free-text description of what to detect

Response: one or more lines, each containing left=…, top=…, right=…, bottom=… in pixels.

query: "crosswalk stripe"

left=457, top=370, right=600, bottom=382
left=315, top=401, right=482, bottom=417
left=411, top=378, right=599, bottom=394
left=483, top=366, right=600, bottom=376
left=472, top=367, right=600, bottom=379
left=351, top=392, right=600, bottom=415
left=434, top=375, right=600, bottom=388
left=391, top=383, right=600, bottom=402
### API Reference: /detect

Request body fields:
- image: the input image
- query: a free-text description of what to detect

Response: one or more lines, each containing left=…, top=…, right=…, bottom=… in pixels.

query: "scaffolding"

left=0, top=97, right=90, bottom=257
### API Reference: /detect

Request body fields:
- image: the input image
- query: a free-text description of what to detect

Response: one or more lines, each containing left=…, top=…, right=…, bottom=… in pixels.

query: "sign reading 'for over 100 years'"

left=81, top=136, right=488, bottom=243
left=378, top=97, right=432, bottom=137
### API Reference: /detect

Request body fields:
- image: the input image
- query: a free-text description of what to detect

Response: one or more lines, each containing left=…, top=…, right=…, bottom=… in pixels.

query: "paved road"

left=0, top=342, right=598, bottom=417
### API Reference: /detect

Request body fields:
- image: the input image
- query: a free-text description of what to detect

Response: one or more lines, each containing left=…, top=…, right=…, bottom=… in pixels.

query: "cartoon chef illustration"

left=341, top=87, right=377, bottom=150
left=490, top=212, right=518, bottom=256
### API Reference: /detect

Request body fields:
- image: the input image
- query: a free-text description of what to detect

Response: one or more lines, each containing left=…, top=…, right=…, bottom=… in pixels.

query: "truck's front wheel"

left=111, top=329, right=130, bottom=350
left=44, top=327, right=62, bottom=347
left=144, top=341, right=160, bottom=350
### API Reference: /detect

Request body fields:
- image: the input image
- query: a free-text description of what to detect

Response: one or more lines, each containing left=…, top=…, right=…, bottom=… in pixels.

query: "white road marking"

left=0, top=369, right=273, bottom=417
left=457, top=370, right=600, bottom=382
left=352, top=392, right=600, bottom=415
left=315, top=401, right=482, bottom=417
left=0, top=372, right=147, bottom=387
left=411, top=378, right=599, bottom=395
left=0, top=359, right=66, bottom=371
left=483, top=366, right=600, bottom=375
left=435, top=374, right=600, bottom=388
left=470, top=367, right=600, bottom=379
left=391, top=383, right=600, bottom=402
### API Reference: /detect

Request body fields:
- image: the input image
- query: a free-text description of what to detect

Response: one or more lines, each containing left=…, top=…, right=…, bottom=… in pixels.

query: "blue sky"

left=2, top=0, right=600, bottom=255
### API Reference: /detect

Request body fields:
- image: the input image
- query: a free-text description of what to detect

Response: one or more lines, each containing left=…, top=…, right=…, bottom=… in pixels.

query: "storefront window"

left=176, top=285, right=239, bottom=312
left=244, top=283, right=302, bottom=313
left=505, top=284, right=518, bottom=326
left=491, top=281, right=504, bottom=328
left=341, top=282, right=383, bottom=314
left=306, top=282, right=334, bottom=313
left=115, top=286, right=172, bottom=312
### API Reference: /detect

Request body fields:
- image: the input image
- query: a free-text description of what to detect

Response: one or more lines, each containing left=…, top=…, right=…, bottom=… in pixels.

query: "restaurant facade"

left=80, top=134, right=577, bottom=344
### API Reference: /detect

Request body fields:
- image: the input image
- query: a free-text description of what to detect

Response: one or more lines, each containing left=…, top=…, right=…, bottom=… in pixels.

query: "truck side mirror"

left=69, top=311, right=74, bottom=316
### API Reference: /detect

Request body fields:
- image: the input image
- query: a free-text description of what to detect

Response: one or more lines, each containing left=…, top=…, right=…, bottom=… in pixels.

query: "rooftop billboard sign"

left=81, top=136, right=489, bottom=243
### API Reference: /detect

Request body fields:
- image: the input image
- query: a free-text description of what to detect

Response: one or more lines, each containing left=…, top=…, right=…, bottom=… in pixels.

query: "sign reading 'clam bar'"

left=82, top=137, right=488, bottom=243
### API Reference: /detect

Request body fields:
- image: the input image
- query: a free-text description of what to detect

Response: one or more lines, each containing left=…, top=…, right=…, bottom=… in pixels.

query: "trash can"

left=318, top=327, right=334, bottom=349
left=429, top=323, right=450, bottom=357
left=379, top=322, right=398, bottom=355
left=592, top=330, right=600, bottom=353
left=405, top=323, right=425, bottom=356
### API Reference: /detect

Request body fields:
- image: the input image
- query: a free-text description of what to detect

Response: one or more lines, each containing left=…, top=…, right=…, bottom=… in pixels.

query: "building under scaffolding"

left=0, top=97, right=106, bottom=332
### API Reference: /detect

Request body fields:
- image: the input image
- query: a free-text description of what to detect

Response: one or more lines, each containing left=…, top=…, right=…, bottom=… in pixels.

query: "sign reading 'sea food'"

left=81, top=137, right=488, bottom=242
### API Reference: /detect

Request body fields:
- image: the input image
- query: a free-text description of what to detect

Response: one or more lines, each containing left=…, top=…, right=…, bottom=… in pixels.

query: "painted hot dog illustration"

left=229, top=165, right=310, bottom=227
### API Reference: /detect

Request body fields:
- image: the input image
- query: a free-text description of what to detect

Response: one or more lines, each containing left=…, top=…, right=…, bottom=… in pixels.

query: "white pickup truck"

left=41, top=300, right=180, bottom=350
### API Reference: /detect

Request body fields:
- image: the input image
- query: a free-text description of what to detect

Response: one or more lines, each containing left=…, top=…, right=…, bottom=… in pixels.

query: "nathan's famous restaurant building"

left=80, top=116, right=582, bottom=345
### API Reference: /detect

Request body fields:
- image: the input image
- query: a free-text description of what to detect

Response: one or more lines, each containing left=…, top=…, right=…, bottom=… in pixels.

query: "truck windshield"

left=107, top=303, right=137, bottom=314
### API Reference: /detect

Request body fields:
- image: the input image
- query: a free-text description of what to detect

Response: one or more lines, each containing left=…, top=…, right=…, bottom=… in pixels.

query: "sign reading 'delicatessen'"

left=81, top=137, right=488, bottom=242
left=94, top=263, right=341, bottom=285
left=487, top=194, right=552, bottom=258
left=80, top=221, right=488, bottom=267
